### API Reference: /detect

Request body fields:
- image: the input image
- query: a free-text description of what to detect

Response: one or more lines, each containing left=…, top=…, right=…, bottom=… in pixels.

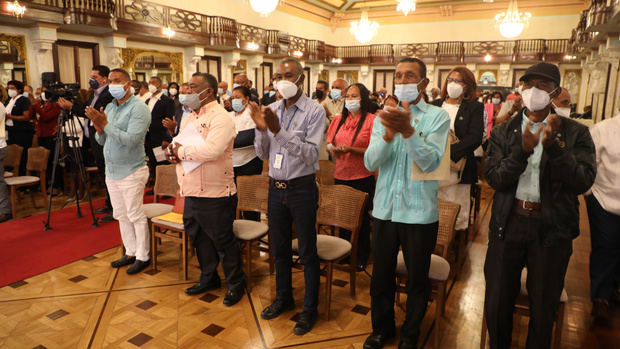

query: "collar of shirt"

left=408, top=97, right=429, bottom=113
left=112, top=94, right=136, bottom=109
left=182, top=105, right=192, bottom=112
left=150, top=91, right=162, bottom=101
left=95, top=84, right=106, bottom=96
left=199, top=100, right=220, bottom=115
left=275, top=92, right=309, bottom=114
left=520, top=110, right=549, bottom=133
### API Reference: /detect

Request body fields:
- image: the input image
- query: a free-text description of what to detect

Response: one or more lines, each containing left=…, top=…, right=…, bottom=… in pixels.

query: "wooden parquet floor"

left=1, top=185, right=618, bottom=348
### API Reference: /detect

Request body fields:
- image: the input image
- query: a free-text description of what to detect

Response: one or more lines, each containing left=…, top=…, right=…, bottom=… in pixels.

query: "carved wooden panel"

left=170, top=8, right=202, bottom=32
left=123, top=0, right=164, bottom=26
left=238, top=24, right=265, bottom=43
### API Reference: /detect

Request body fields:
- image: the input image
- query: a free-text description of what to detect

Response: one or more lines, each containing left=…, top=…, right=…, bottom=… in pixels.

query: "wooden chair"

left=395, top=199, right=460, bottom=348
left=293, top=184, right=368, bottom=320
left=150, top=192, right=189, bottom=280
left=479, top=268, right=568, bottom=349
left=5, top=147, right=50, bottom=219
left=4, top=144, right=23, bottom=176
left=232, top=174, right=271, bottom=292
left=316, top=159, right=336, bottom=185
left=143, top=164, right=178, bottom=220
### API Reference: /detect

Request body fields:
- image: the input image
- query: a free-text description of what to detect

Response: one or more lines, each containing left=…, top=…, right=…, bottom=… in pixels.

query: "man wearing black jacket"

left=145, top=76, right=174, bottom=191
left=59, top=65, right=115, bottom=222
left=483, top=62, right=596, bottom=349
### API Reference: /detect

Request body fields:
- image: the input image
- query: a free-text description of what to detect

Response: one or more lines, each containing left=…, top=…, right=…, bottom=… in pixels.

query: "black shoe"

left=110, top=255, right=136, bottom=268
left=592, top=298, right=611, bottom=327
left=260, top=298, right=295, bottom=320
left=363, top=331, right=395, bottom=349
left=126, top=259, right=150, bottom=275
left=293, top=309, right=318, bottom=335
left=99, top=214, right=116, bottom=223
left=185, top=279, right=222, bottom=295
left=223, top=288, right=245, bottom=306
left=94, top=205, right=111, bottom=214
left=398, top=338, right=417, bottom=349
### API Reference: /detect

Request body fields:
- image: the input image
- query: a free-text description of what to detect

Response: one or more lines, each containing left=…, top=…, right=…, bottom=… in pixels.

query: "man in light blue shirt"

left=86, top=68, right=152, bottom=275
left=363, top=57, right=450, bottom=349
left=250, top=58, right=324, bottom=336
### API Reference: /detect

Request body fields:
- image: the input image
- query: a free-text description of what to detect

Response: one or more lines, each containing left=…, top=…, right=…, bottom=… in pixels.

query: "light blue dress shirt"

left=95, top=95, right=151, bottom=180
left=254, top=93, right=325, bottom=180
left=364, top=99, right=450, bottom=224
left=515, top=111, right=548, bottom=203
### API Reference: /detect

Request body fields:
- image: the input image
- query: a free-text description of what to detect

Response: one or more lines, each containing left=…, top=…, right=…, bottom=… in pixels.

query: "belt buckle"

left=275, top=181, right=287, bottom=189
left=521, top=200, right=533, bottom=211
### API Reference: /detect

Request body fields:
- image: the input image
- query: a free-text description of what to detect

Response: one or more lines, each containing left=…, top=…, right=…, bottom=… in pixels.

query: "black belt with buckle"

left=513, top=199, right=542, bottom=216
left=269, top=174, right=315, bottom=190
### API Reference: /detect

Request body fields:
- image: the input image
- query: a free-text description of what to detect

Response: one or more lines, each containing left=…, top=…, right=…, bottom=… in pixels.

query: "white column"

left=29, top=24, right=57, bottom=88
left=498, top=63, right=511, bottom=87
left=247, top=54, right=264, bottom=87
left=184, top=45, right=204, bottom=82
left=103, top=34, right=127, bottom=69
left=222, top=51, right=241, bottom=86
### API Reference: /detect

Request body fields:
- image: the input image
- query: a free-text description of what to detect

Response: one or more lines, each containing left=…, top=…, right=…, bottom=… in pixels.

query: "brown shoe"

left=0, top=213, right=11, bottom=223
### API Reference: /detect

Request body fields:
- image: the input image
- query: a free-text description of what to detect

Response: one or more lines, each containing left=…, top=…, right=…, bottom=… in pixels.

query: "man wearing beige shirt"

left=168, top=72, right=246, bottom=306
left=323, top=79, right=347, bottom=124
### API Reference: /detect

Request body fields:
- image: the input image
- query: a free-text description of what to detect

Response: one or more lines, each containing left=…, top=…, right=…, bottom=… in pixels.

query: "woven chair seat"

left=4, top=171, right=13, bottom=178
left=151, top=217, right=185, bottom=231
left=6, top=176, right=40, bottom=186
left=520, top=268, right=568, bottom=302
left=143, top=203, right=173, bottom=219
left=396, top=251, right=450, bottom=281
left=293, top=234, right=351, bottom=261
left=233, top=219, right=268, bottom=240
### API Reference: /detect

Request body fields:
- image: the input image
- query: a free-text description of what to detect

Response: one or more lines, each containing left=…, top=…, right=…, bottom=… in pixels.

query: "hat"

left=519, top=62, right=561, bottom=86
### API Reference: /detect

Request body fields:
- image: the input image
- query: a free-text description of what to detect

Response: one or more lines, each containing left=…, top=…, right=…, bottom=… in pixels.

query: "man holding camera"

left=58, top=65, right=115, bottom=222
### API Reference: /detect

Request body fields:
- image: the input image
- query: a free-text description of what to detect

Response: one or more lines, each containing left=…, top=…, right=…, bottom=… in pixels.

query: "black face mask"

left=315, top=89, right=324, bottom=100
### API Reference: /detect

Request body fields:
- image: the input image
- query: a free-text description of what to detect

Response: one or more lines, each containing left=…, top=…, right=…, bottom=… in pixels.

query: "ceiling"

left=278, top=0, right=587, bottom=28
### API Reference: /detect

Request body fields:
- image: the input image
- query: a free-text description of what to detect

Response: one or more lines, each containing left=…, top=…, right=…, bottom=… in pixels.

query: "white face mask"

left=275, top=74, right=302, bottom=100
left=8, top=89, right=18, bottom=98
left=148, top=84, right=158, bottom=94
left=169, top=88, right=178, bottom=96
left=180, top=88, right=208, bottom=110
left=552, top=102, right=571, bottom=118
left=447, top=82, right=463, bottom=99
left=522, top=86, right=554, bottom=112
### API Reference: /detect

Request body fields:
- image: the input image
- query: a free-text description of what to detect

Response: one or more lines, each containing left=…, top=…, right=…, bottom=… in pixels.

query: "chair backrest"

left=317, top=184, right=368, bottom=236
left=436, top=199, right=460, bottom=258
left=317, top=160, right=336, bottom=185
left=154, top=164, right=179, bottom=202
left=26, top=146, right=50, bottom=176
left=5, top=144, right=23, bottom=176
left=236, top=174, right=269, bottom=217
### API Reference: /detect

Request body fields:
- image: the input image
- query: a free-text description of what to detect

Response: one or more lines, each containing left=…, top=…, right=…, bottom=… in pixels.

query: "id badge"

left=274, top=152, right=284, bottom=169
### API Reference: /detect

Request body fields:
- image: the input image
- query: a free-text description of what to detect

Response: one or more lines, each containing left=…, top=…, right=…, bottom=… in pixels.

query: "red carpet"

left=0, top=195, right=172, bottom=287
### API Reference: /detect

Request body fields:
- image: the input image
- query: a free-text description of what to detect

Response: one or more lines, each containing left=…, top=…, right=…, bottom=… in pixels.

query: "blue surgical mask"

left=492, top=98, right=501, bottom=105
left=345, top=99, right=361, bottom=113
left=162, top=89, right=168, bottom=96
left=23, top=92, right=29, bottom=98
left=269, top=90, right=276, bottom=97
left=330, top=89, right=342, bottom=101
left=89, top=78, right=99, bottom=89
left=232, top=98, right=245, bottom=112
left=109, top=83, right=128, bottom=100
left=218, top=88, right=224, bottom=95
left=394, top=83, right=419, bottom=103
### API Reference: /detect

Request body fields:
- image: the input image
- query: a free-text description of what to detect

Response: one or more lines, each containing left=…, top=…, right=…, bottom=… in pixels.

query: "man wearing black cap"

left=483, top=62, right=596, bottom=348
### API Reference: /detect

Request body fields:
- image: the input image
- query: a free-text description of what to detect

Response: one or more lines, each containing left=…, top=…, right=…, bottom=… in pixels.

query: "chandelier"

left=397, top=0, right=416, bottom=16
left=249, top=0, right=279, bottom=16
left=494, top=0, right=531, bottom=38
left=7, top=0, right=26, bottom=19
left=350, top=10, right=379, bottom=44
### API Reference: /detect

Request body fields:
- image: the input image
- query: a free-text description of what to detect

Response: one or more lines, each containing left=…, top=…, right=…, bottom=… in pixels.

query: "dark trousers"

left=183, top=195, right=246, bottom=291
left=38, top=136, right=63, bottom=189
left=268, top=179, right=320, bottom=311
left=234, top=156, right=263, bottom=221
left=586, top=194, right=620, bottom=301
left=8, top=129, right=33, bottom=176
left=370, top=219, right=438, bottom=342
left=335, top=175, right=375, bottom=266
left=484, top=208, right=572, bottom=349
left=89, top=127, right=111, bottom=208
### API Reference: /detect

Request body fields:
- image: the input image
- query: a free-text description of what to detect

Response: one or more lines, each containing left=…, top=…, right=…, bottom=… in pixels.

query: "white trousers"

left=106, top=166, right=150, bottom=261
left=438, top=170, right=472, bottom=231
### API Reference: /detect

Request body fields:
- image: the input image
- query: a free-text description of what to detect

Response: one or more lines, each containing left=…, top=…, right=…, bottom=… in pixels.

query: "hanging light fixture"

left=350, top=9, right=379, bottom=44
left=162, top=26, right=175, bottom=39
left=494, top=0, right=531, bottom=38
left=396, top=0, right=416, bottom=16
left=7, top=0, right=26, bottom=19
left=249, top=0, right=279, bottom=16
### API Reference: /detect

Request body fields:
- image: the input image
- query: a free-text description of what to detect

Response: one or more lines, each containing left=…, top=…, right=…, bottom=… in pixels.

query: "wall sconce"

left=8, top=0, right=26, bottom=19
left=484, top=54, right=492, bottom=62
left=247, top=42, right=259, bottom=50
left=162, top=26, right=175, bottom=40
left=292, top=50, right=303, bottom=57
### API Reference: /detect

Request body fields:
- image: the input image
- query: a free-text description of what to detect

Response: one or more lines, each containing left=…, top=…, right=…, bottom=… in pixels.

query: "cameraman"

left=58, top=65, right=115, bottom=222
left=32, top=88, right=63, bottom=195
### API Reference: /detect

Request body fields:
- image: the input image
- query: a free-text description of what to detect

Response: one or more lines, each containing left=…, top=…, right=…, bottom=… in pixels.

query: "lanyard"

left=280, top=106, right=298, bottom=131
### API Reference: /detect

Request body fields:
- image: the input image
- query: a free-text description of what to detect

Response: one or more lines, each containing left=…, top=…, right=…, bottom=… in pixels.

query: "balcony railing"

left=569, top=0, right=619, bottom=54
left=11, top=0, right=572, bottom=65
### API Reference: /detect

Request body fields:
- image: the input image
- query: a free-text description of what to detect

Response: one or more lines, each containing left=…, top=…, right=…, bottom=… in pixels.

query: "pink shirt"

left=176, top=101, right=237, bottom=198
left=326, top=112, right=376, bottom=181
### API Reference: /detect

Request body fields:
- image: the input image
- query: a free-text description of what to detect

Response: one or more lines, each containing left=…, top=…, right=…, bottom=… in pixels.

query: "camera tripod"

left=43, top=109, right=98, bottom=230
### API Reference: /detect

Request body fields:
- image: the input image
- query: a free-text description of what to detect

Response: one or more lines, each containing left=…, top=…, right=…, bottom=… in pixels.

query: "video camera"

left=44, top=82, right=81, bottom=102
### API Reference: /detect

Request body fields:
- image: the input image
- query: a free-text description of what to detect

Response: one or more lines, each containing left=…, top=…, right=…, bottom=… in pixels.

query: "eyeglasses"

left=446, top=77, right=464, bottom=84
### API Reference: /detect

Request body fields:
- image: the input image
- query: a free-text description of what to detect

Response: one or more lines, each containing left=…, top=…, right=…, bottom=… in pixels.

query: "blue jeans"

left=268, top=179, right=320, bottom=311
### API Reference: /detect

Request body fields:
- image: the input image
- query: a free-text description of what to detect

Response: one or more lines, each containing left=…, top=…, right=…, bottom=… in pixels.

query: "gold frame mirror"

left=0, top=34, right=29, bottom=100
left=121, top=48, right=183, bottom=83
